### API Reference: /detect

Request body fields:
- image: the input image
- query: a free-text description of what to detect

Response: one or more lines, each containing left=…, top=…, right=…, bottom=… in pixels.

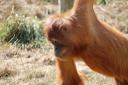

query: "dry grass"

left=0, top=42, right=115, bottom=85
left=0, top=0, right=58, bottom=21
left=95, top=0, right=128, bottom=33
left=0, top=42, right=56, bottom=85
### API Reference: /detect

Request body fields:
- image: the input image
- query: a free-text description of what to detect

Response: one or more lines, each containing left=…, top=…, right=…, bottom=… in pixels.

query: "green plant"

left=0, top=14, right=45, bottom=47
left=97, top=0, right=108, bottom=5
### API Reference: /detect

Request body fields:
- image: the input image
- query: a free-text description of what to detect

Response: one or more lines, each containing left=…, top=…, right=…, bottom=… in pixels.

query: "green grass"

left=0, top=14, right=45, bottom=48
left=97, top=0, right=108, bottom=5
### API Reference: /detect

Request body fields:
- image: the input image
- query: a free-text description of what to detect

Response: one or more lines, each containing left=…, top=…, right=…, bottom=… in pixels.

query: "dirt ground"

left=0, top=41, right=115, bottom=85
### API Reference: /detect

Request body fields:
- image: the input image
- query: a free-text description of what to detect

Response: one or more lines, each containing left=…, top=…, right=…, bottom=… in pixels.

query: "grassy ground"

left=0, top=41, right=115, bottom=85
left=0, top=41, right=56, bottom=85
left=0, top=0, right=128, bottom=85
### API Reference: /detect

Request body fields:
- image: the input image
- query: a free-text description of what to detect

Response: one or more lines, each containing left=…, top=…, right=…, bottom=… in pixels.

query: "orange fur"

left=44, top=0, right=128, bottom=85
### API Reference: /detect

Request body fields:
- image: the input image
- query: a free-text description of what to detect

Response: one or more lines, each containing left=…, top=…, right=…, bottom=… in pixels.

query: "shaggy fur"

left=44, top=0, right=128, bottom=85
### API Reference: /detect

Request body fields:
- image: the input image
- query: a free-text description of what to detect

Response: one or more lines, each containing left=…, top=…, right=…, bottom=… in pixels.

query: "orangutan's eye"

left=52, top=40, right=58, bottom=45
left=50, top=38, right=56, bottom=44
